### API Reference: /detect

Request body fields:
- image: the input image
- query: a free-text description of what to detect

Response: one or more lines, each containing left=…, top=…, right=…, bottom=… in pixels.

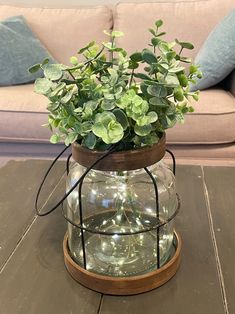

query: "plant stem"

left=66, top=46, right=105, bottom=72
left=111, top=37, right=115, bottom=67
left=68, top=70, right=76, bottom=80
left=129, top=69, right=135, bottom=87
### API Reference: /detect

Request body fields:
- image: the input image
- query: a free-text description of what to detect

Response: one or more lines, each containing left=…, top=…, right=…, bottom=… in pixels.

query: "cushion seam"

left=0, top=109, right=48, bottom=114
left=1, top=109, right=235, bottom=115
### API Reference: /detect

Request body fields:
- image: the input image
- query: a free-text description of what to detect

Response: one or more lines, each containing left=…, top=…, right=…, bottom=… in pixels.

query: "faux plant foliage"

left=30, top=21, right=201, bottom=150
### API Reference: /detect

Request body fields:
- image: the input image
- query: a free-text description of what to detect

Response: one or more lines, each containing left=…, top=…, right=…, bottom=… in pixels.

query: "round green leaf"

left=169, top=66, right=185, bottom=74
left=42, top=58, right=50, bottom=66
left=178, top=74, right=188, bottom=87
left=92, top=122, right=107, bottom=138
left=191, top=92, right=199, bottom=101
left=101, top=76, right=109, bottom=83
left=148, top=28, right=156, bottom=36
left=149, top=97, right=168, bottom=107
left=113, top=108, right=129, bottom=130
left=107, top=68, right=118, bottom=85
left=174, top=88, right=184, bottom=101
left=92, top=120, right=123, bottom=144
left=34, top=78, right=53, bottom=95
left=151, top=38, right=161, bottom=47
left=175, top=39, right=194, bottom=50
left=147, top=85, right=167, bottom=98
left=142, top=49, right=158, bottom=64
left=189, top=65, right=198, bottom=74
left=84, top=132, right=96, bottom=149
left=70, top=56, right=78, bottom=65
left=147, top=111, right=158, bottom=123
left=166, top=51, right=176, bottom=61
left=28, top=63, right=41, bottom=74
left=111, top=31, right=124, bottom=38
left=44, top=64, right=63, bottom=81
left=50, top=82, right=66, bottom=98
left=81, top=121, right=93, bottom=134
left=61, top=89, right=75, bottom=104
left=50, top=134, right=60, bottom=144
left=130, top=52, right=143, bottom=62
left=165, top=75, right=179, bottom=87
left=95, top=112, right=116, bottom=126
left=101, top=100, right=115, bottom=110
left=155, top=19, right=163, bottom=28
left=107, top=121, right=124, bottom=143
left=128, top=60, right=139, bottom=70
left=180, top=42, right=194, bottom=50
left=84, top=100, right=98, bottom=111
left=104, top=93, right=115, bottom=100
left=65, top=132, right=77, bottom=146
left=136, top=116, right=149, bottom=126
left=114, top=86, right=123, bottom=99
left=134, top=124, right=152, bottom=136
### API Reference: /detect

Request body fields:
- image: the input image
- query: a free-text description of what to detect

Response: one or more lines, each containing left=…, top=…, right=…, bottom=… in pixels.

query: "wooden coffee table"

left=0, top=159, right=234, bottom=314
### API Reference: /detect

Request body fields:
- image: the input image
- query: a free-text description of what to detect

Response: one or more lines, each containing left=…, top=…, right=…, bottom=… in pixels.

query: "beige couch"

left=0, top=0, right=235, bottom=164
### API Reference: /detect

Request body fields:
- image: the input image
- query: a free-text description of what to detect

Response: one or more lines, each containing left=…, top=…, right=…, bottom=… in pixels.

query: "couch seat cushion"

left=0, top=84, right=50, bottom=142
left=0, top=85, right=234, bottom=145
left=167, top=89, right=235, bottom=144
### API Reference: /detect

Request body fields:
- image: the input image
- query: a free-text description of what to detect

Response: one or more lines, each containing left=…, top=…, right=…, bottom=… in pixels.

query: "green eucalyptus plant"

left=30, top=20, right=201, bottom=150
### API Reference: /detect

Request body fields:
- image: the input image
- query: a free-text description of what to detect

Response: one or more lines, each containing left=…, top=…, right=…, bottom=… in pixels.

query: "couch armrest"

left=221, top=70, right=235, bottom=97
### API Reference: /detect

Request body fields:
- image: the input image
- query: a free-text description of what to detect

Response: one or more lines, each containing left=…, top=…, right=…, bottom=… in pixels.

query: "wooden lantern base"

left=63, top=231, right=181, bottom=295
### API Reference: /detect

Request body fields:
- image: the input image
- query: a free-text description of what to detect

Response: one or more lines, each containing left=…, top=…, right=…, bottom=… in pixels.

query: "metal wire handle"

left=35, top=144, right=117, bottom=216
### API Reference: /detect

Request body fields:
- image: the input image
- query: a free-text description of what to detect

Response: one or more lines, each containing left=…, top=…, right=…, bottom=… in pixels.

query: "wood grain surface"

left=203, top=166, right=235, bottom=314
left=0, top=159, right=101, bottom=314
left=0, top=160, right=234, bottom=314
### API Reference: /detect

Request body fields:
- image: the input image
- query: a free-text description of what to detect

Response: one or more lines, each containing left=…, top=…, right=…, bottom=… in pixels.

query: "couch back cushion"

left=114, top=0, right=235, bottom=60
left=0, top=5, right=113, bottom=64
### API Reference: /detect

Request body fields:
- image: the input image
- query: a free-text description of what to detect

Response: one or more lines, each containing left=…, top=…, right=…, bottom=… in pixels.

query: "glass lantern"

left=34, top=134, right=181, bottom=294
left=62, top=134, right=181, bottom=296
left=66, top=160, right=178, bottom=278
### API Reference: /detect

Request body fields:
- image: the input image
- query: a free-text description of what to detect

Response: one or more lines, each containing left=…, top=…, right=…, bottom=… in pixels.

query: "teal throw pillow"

left=0, top=15, right=56, bottom=86
left=191, top=9, right=235, bottom=91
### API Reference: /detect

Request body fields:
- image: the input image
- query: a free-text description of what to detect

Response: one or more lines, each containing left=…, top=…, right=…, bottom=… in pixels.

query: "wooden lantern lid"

left=72, top=133, right=166, bottom=171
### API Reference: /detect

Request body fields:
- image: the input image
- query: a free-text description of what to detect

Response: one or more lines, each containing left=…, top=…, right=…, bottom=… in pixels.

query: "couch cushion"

left=166, top=143, right=235, bottom=164
left=167, top=89, right=235, bottom=144
left=0, top=85, right=234, bottom=145
left=0, top=5, right=112, bottom=64
left=191, top=9, right=235, bottom=91
left=0, top=84, right=50, bottom=142
left=0, top=84, right=48, bottom=112
left=0, top=15, right=56, bottom=86
left=114, top=0, right=235, bottom=61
